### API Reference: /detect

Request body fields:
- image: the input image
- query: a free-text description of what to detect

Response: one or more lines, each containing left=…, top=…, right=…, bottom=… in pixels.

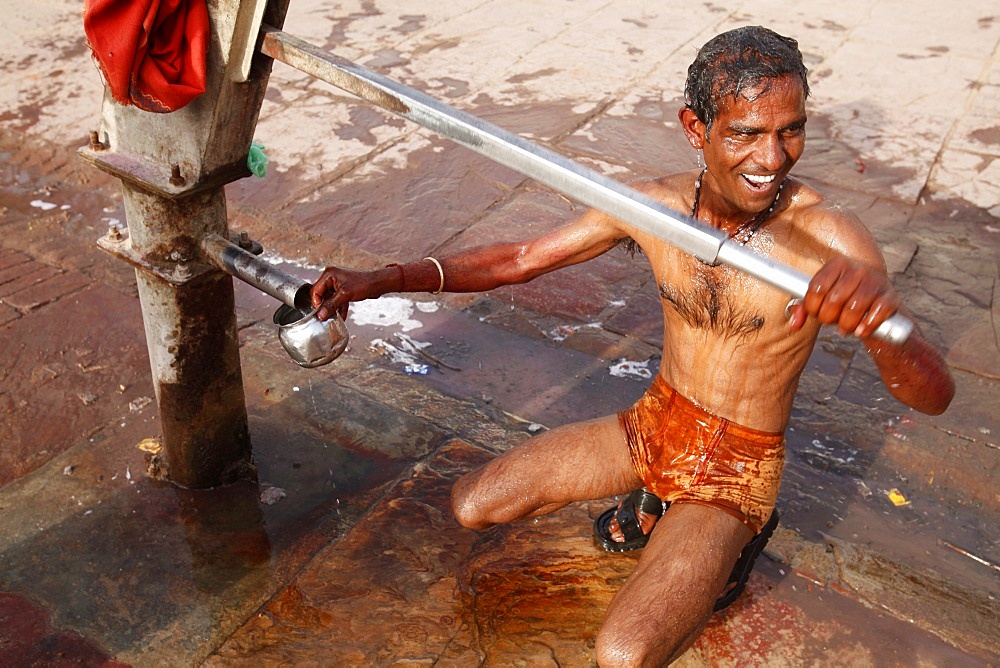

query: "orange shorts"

left=618, top=375, right=785, bottom=533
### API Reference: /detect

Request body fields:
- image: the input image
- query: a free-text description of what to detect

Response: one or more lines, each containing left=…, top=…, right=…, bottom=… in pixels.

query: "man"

left=311, top=26, right=954, bottom=666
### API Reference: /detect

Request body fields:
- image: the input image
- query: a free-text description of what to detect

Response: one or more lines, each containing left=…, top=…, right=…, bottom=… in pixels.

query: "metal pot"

left=273, top=304, right=349, bottom=368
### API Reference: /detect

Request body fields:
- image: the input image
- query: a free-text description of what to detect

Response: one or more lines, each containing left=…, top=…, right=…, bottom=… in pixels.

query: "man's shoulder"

left=784, top=178, right=882, bottom=262
left=786, top=178, right=864, bottom=228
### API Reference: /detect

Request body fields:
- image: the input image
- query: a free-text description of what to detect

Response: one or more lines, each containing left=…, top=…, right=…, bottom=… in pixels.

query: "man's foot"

left=593, top=489, right=666, bottom=552
left=595, top=491, right=779, bottom=610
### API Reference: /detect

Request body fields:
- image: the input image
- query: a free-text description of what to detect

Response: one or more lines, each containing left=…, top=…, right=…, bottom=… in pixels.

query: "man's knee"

left=594, top=622, right=691, bottom=668
left=594, top=548, right=718, bottom=667
left=450, top=472, right=491, bottom=530
left=593, top=629, right=639, bottom=668
left=594, top=625, right=667, bottom=668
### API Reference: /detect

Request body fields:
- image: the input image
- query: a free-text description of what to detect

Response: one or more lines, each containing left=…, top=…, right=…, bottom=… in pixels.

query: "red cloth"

left=84, top=0, right=209, bottom=113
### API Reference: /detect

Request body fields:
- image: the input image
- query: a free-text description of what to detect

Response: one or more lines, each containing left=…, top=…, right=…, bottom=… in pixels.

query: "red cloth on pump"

left=83, top=0, right=209, bottom=113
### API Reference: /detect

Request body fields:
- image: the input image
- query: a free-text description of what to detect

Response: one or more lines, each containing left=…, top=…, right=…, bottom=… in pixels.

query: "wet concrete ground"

left=2, top=0, right=1000, bottom=665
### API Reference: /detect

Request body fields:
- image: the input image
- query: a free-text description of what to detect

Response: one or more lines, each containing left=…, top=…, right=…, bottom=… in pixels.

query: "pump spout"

left=201, top=233, right=312, bottom=309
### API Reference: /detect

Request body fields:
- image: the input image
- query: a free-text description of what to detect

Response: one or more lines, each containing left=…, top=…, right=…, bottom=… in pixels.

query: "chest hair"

left=659, top=261, right=766, bottom=341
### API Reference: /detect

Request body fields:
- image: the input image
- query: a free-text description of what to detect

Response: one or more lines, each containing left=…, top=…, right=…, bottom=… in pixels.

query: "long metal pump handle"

left=259, top=26, right=913, bottom=345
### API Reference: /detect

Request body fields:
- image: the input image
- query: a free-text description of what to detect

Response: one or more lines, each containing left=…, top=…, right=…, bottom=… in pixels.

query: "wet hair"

left=684, top=26, right=810, bottom=133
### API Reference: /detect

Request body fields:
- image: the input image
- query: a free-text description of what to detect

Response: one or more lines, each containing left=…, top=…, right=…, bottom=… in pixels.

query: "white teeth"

left=743, top=173, right=775, bottom=184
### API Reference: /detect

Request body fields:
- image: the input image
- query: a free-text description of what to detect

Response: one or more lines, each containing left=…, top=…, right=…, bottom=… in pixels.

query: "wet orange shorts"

left=619, top=375, right=785, bottom=533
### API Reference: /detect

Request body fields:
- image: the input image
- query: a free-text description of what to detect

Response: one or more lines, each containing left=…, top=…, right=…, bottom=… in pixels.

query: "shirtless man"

left=311, top=26, right=954, bottom=666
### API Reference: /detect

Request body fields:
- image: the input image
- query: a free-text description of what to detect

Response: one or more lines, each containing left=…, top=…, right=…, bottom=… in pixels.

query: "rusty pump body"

left=80, top=0, right=294, bottom=488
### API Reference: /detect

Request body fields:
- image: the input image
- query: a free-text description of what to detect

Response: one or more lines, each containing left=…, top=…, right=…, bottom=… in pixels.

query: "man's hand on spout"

left=310, top=266, right=392, bottom=321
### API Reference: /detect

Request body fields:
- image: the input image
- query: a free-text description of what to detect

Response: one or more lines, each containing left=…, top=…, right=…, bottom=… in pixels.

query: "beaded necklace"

left=690, top=167, right=785, bottom=244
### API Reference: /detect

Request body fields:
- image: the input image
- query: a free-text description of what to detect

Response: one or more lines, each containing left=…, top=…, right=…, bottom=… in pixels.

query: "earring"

left=696, top=150, right=703, bottom=169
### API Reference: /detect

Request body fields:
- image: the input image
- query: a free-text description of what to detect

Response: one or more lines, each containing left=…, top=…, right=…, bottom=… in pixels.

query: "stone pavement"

left=2, top=0, right=999, bottom=665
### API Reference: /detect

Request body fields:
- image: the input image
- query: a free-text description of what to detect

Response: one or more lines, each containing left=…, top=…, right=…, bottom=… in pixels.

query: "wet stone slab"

left=782, top=412, right=1000, bottom=590
left=602, top=275, right=665, bottom=348
left=249, top=272, right=659, bottom=436
left=0, top=592, right=127, bottom=668
left=0, top=283, right=153, bottom=486
left=206, top=439, right=494, bottom=665
left=209, top=429, right=997, bottom=666
left=470, top=97, right=603, bottom=142
left=457, top=503, right=630, bottom=665
left=283, top=136, right=526, bottom=260
left=687, top=535, right=995, bottom=667
left=556, top=95, right=696, bottom=177
left=335, top=292, right=654, bottom=429
left=440, top=187, right=654, bottom=323
left=0, top=331, right=457, bottom=665
left=792, top=110, right=930, bottom=204
left=208, top=439, right=635, bottom=666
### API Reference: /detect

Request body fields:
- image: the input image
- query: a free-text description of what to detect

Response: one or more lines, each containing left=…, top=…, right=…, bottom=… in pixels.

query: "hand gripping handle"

left=715, top=241, right=913, bottom=345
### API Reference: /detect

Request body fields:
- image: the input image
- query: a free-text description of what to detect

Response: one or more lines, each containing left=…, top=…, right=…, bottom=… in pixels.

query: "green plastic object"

left=247, top=141, right=268, bottom=178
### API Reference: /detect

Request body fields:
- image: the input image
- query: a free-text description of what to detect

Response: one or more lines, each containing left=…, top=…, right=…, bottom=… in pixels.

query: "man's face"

left=701, top=74, right=807, bottom=216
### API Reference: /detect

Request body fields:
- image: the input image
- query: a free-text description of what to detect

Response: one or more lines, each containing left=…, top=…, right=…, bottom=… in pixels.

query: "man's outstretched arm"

left=311, top=209, right=622, bottom=321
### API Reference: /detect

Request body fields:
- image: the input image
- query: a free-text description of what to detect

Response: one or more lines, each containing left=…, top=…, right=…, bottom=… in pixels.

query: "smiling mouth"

left=741, top=173, right=776, bottom=190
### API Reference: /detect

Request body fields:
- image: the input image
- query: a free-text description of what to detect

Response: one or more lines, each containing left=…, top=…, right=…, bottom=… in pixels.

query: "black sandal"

left=714, top=509, right=779, bottom=611
left=593, top=489, right=666, bottom=552
left=595, top=491, right=779, bottom=610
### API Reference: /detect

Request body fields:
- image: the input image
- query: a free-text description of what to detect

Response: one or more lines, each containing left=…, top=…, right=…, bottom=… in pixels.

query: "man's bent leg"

left=452, top=415, right=642, bottom=530
left=595, top=503, right=754, bottom=667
